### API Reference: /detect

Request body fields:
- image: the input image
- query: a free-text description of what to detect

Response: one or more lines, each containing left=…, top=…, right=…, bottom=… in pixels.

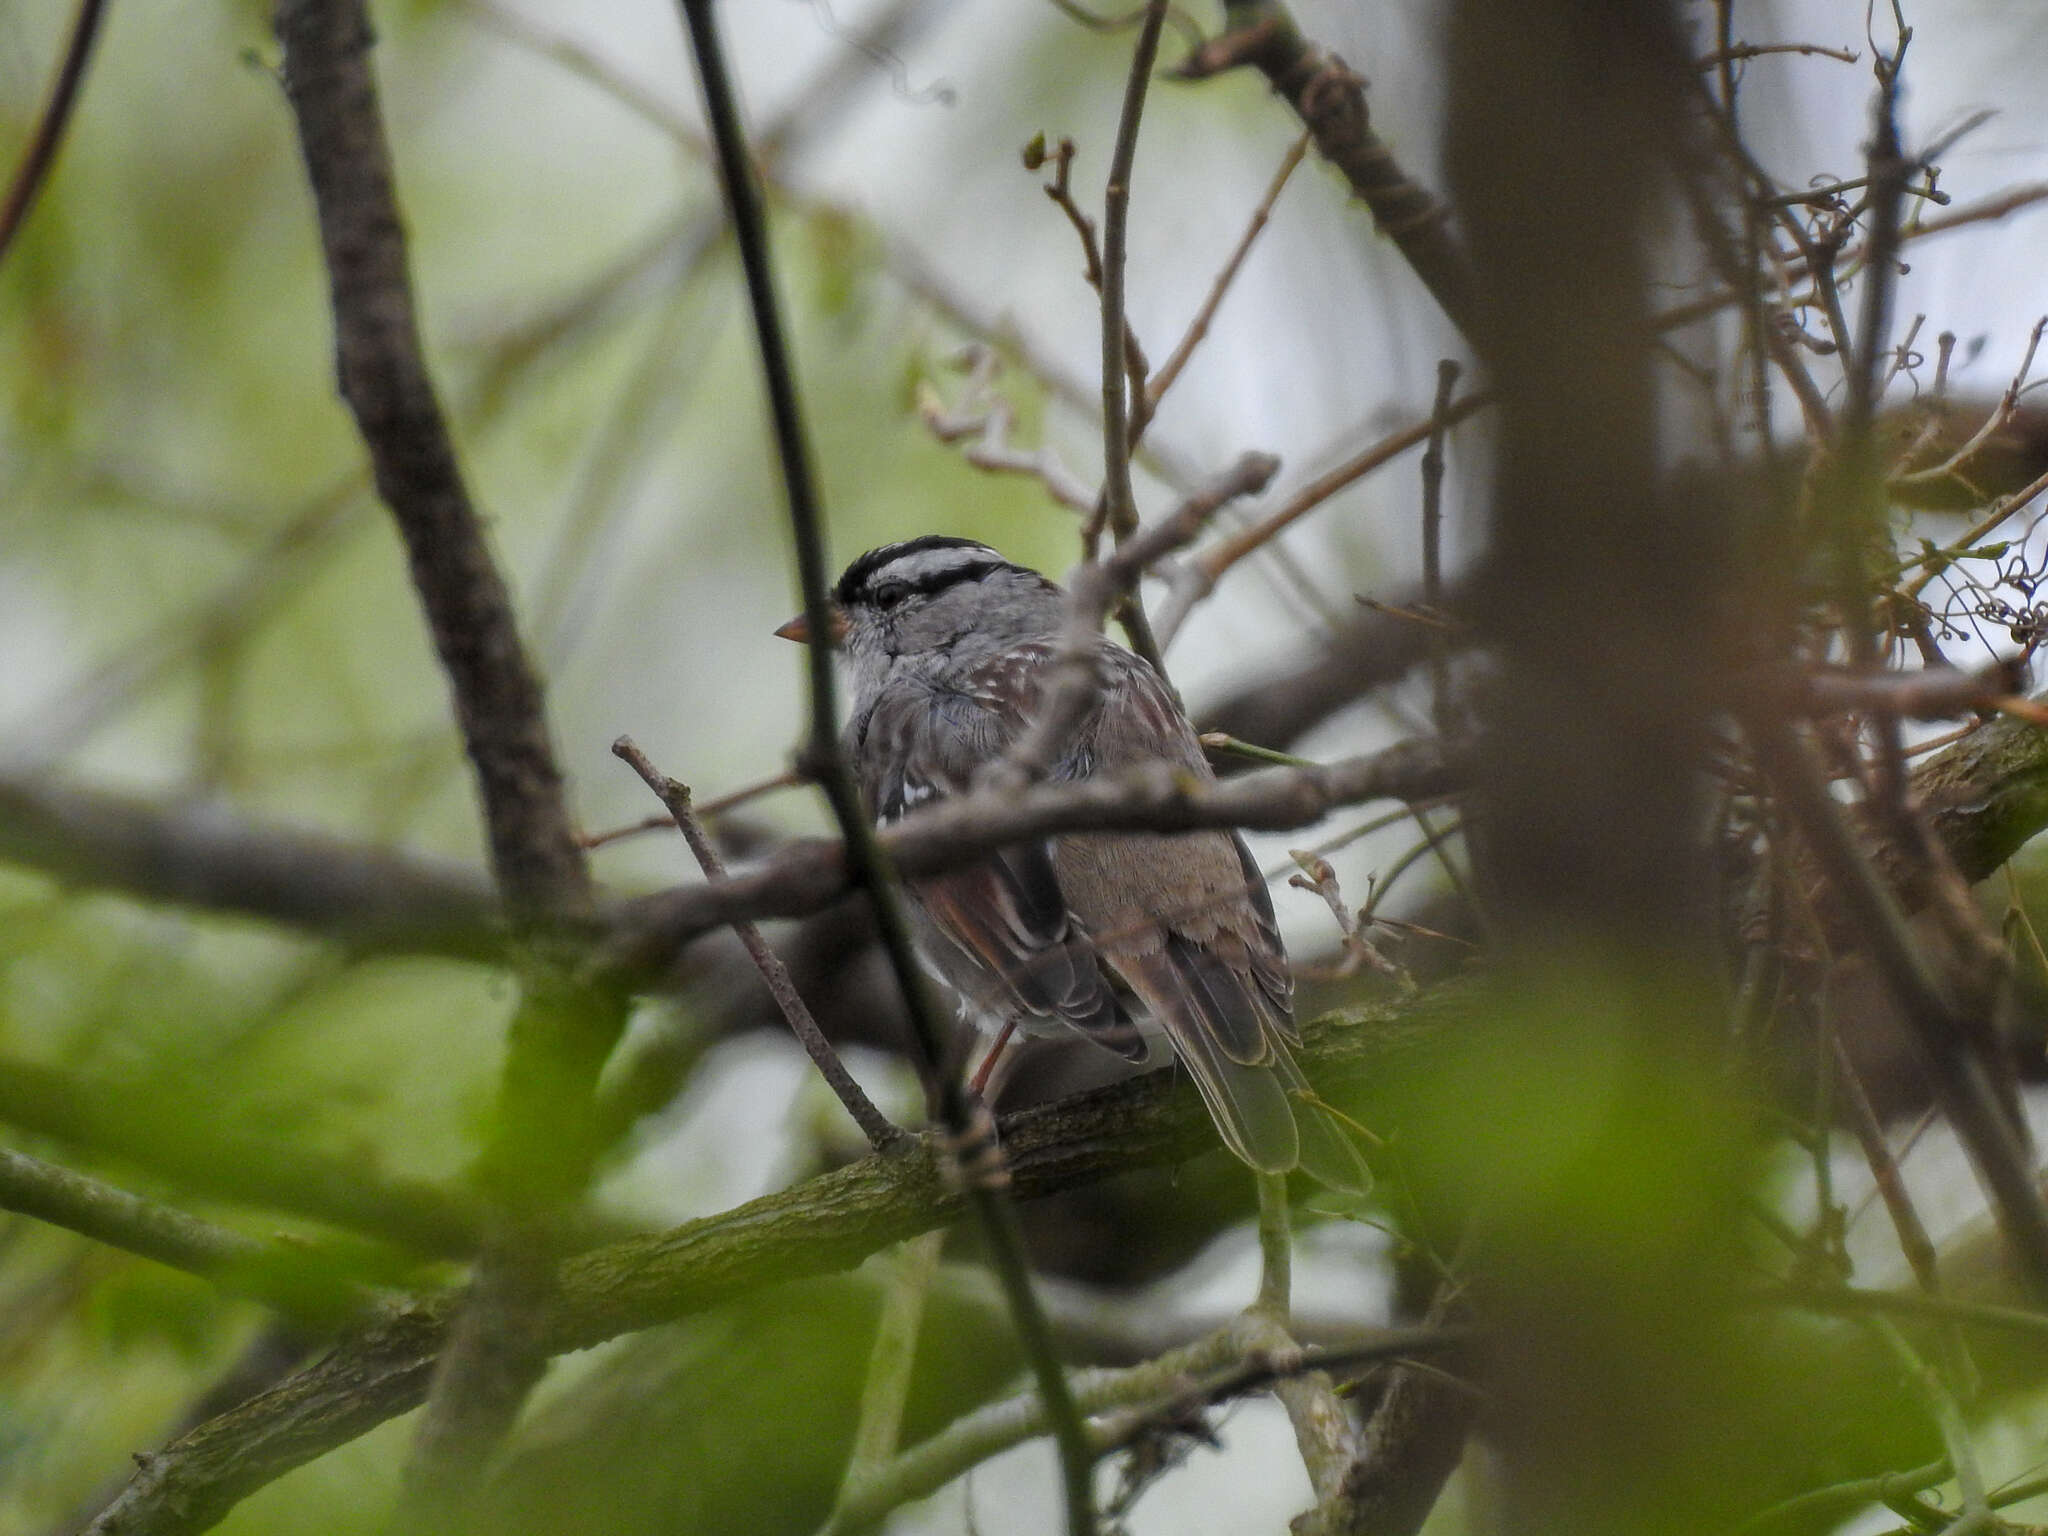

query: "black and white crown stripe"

left=833, top=537, right=1049, bottom=607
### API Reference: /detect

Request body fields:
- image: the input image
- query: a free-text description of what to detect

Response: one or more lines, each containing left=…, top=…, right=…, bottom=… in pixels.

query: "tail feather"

left=1164, top=933, right=1270, bottom=1064
left=1128, top=948, right=1299, bottom=1174
left=1272, top=1044, right=1373, bottom=1196
left=1119, top=943, right=1369, bottom=1191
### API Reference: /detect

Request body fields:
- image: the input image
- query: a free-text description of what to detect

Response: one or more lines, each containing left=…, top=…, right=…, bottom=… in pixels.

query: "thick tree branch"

left=277, top=0, right=588, bottom=929
left=77, top=994, right=1458, bottom=1536
left=0, top=770, right=503, bottom=962
left=598, top=736, right=1459, bottom=985
left=275, top=0, right=629, bottom=1520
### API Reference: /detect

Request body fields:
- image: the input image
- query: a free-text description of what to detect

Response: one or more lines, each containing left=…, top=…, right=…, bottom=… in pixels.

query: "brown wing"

left=1053, top=648, right=1295, bottom=1064
left=848, top=661, right=1141, bottom=1058
left=1053, top=649, right=1365, bottom=1188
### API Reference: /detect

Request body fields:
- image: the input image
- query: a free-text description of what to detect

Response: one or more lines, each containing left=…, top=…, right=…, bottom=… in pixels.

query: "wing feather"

left=849, top=658, right=1141, bottom=1060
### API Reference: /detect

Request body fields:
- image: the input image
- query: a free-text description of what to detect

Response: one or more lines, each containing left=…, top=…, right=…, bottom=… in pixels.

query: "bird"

left=776, top=535, right=1369, bottom=1192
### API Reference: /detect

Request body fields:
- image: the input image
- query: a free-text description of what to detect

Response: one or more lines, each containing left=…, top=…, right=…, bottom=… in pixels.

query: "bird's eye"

left=871, top=583, right=910, bottom=611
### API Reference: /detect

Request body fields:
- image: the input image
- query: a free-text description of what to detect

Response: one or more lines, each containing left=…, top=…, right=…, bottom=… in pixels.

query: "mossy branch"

left=67, top=706, right=2048, bottom=1536
left=79, top=994, right=1456, bottom=1536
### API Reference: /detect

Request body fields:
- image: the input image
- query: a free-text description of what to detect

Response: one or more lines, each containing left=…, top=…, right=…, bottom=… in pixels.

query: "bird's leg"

left=967, top=1019, right=1020, bottom=1099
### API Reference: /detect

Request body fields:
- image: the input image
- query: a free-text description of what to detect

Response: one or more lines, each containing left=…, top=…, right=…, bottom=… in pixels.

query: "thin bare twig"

left=1421, top=359, right=1460, bottom=740
left=1287, top=852, right=1410, bottom=985
left=999, top=451, right=1280, bottom=785
left=612, top=736, right=906, bottom=1152
left=1694, top=39, right=1860, bottom=68
left=1154, top=390, right=1491, bottom=644
left=579, top=767, right=804, bottom=850
left=1892, top=315, right=2048, bottom=492
left=1090, top=0, right=1169, bottom=564
left=1134, top=131, right=1310, bottom=439
left=0, top=0, right=111, bottom=267
left=1900, top=462, right=2048, bottom=600
left=918, top=346, right=1100, bottom=514
left=1828, top=1028, right=1975, bottom=1413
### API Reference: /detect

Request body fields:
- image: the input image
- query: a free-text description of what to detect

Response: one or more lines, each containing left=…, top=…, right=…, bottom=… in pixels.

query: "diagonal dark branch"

left=0, top=0, right=111, bottom=268
left=273, top=0, right=632, bottom=1522
left=276, top=0, right=587, bottom=931
left=1172, top=0, right=1480, bottom=343
left=610, top=736, right=907, bottom=1152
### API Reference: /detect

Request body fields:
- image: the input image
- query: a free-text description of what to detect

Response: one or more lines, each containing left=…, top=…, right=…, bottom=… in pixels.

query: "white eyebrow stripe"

left=864, top=546, right=1004, bottom=590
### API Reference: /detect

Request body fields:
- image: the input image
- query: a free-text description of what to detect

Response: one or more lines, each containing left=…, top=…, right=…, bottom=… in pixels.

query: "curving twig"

left=1133, top=132, right=1310, bottom=442
left=0, top=0, right=111, bottom=268
left=1155, top=391, right=1490, bottom=645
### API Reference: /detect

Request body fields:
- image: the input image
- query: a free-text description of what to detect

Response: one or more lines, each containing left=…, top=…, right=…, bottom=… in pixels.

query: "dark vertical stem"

left=1421, top=358, right=1459, bottom=741
left=1095, top=0, right=1168, bottom=558
left=1837, top=34, right=1913, bottom=813
left=671, top=5, right=1098, bottom=1531
left=1092, top=0, right=1171, bottom=677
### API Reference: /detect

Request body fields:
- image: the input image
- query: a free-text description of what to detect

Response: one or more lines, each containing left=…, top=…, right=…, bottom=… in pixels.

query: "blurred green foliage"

left=5, top=2, right=2048, bottom=1534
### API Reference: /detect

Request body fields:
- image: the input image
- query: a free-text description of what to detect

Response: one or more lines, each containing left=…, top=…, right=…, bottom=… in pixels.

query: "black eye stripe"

left=833, top=536, right=1007, bottom=605
left=853, top=559, right=1002, bottom=607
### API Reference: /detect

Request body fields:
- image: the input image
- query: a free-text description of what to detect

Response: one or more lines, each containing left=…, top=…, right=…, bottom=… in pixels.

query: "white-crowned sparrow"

left=777, top=536, right=1368, bottom=1191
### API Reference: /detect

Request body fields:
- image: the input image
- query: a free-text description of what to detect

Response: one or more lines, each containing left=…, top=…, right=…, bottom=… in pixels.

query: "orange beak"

left=774, top=605, right=848, bottom=645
